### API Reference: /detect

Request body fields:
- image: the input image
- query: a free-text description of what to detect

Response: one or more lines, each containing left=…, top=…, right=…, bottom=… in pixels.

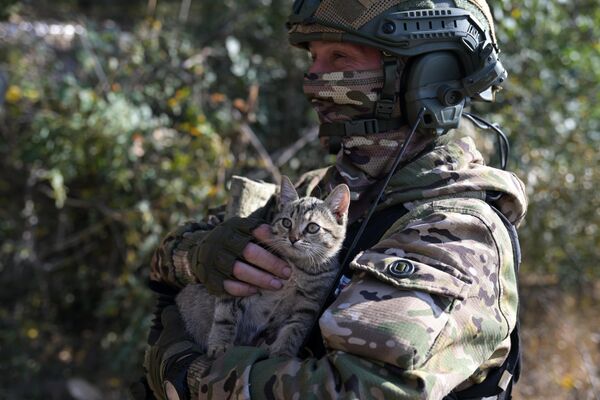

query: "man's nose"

left=308, top=58, right=332, bottom=74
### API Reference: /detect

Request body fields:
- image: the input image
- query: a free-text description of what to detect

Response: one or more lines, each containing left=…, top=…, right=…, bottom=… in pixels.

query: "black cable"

left=339, top=107, right=426, bottom=268
left=463, top=112, right=510, bottom=170
left=301, top=108, right=426, bottom=353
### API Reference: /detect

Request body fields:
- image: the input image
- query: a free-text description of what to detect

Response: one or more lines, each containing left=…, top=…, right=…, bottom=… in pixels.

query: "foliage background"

left=0, top=0, right=598, bottom=399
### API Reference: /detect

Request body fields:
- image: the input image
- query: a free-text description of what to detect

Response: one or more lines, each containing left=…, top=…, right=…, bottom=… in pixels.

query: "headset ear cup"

left=404, top=51, right=466, bottom=135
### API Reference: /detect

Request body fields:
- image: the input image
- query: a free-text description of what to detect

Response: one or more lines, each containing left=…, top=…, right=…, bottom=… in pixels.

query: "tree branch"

left=232, top=84, right=281, bottom=183
left=178, top=0, right=192, bottom=23
left=272, top=126, right=318, bottom=167
left=238, top=121, right=281, bottom=183
left=78, top=23, right=110, bottom=95
left=147, top=0, right=158, bottom=16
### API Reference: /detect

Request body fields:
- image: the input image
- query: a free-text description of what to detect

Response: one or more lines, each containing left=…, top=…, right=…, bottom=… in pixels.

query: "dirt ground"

left=514, top=280, right=600, bottom=400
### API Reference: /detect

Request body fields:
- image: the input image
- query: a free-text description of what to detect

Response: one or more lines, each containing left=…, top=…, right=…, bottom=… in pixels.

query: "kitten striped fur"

left=176, top=176, right=350, bottom=358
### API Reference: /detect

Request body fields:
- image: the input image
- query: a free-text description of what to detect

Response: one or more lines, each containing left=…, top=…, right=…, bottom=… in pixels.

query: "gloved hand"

left=188, top=216, right=264, bottom=294
left=144, top=305, right=202, bottom=400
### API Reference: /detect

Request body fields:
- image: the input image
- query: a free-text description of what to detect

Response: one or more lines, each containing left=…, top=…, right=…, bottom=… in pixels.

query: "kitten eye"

left=305, top=222, right=320, bottom=234
left=281, top=218, right=292, bottom=229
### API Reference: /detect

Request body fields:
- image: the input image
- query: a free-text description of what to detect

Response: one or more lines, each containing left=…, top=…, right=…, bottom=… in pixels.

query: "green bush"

left=485, top=0, right=600, bottom=284
left=0, top=19, right=233, bottom=396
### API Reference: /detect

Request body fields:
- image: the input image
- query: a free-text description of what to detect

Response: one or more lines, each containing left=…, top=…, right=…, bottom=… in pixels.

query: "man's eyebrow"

left=339, top=45, right=363, bottom=55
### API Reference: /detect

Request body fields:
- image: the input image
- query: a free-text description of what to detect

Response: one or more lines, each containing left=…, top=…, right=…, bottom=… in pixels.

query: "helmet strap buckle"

left=375, top=100, right=394, bottom=118
left=374, top=54, right=399, bottom=119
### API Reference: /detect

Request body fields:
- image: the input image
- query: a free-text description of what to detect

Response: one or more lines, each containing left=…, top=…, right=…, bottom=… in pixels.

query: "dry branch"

left=272, top=126, right=319, bottom=167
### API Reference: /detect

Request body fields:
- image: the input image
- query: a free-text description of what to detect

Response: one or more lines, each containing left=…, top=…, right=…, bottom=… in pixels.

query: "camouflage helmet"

left=288, top=0, right=507, bottom=135
left=288, top=0, right=498, bottom=47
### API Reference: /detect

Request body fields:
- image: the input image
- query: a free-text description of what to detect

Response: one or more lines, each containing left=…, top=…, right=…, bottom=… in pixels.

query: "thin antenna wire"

left=301, top=108, right=426, bottom=352
left=340, top=107, right=426, bottom=268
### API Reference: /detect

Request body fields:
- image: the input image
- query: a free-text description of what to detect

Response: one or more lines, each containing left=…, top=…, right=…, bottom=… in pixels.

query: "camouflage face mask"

left=304, top=68, right=419, bottom=197
left=303, top=69, right=389, bottom=123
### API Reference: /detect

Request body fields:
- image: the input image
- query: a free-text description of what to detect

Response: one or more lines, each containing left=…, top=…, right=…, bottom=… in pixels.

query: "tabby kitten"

left=176, top=176, right=350, bottom=358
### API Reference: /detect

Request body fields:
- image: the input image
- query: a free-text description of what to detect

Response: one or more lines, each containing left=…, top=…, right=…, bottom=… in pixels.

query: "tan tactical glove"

left=187, top=216, right=264, bottom=294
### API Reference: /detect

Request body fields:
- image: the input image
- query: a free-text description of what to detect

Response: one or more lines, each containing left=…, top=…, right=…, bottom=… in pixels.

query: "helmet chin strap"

left=319, top=117, right=406, bottom=154
left=374, top=54, right=399, bottom=119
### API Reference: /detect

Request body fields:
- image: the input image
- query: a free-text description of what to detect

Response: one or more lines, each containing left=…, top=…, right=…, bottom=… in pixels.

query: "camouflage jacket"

left=149, top=134, right=528, bottom=400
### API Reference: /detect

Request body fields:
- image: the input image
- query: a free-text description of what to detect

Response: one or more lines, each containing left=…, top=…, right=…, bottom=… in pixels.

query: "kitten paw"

left=269, top=343, right=297, bottom=358
left=207, top=344, right=228, bottom=359
left=271, top=349, right=296, bottom=358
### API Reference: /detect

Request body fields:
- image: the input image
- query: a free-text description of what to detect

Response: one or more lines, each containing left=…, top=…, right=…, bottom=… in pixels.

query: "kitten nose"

left=289, top=235, right=299, bottom=244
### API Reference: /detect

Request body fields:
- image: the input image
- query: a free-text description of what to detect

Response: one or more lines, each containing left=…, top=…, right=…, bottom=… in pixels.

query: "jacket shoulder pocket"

left=350, top=250, right=473, bottom=301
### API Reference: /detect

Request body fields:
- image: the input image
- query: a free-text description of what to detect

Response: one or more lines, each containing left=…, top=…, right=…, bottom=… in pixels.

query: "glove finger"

left=229, top=216, right=265, bottom=235
left=190, top=216, right=267, bottom=294
left=204, top=218, right=263, bottom=276
left=216, top=225, right=257, bottom=262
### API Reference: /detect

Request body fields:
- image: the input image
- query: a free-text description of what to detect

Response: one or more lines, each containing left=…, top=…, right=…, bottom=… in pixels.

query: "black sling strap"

left=300, top=203, right=410, bottom=358
left=443, top=200, right=522, bottom=400
left=303, top=194, right=522, bottom=400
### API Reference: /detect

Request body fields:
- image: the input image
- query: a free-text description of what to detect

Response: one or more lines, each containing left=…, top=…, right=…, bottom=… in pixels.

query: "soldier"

left=137, top=0, right=528, bottom=399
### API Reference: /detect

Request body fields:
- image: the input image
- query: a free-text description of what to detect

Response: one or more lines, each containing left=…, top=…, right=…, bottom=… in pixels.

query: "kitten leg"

left=269, top=303, right=319, bottom=357
left=175, top=284, right=214, bottom=351
left=206, top=297, right=240, bottom=358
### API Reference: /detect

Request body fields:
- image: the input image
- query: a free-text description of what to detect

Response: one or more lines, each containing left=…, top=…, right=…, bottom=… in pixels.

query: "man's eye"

left=281, top=218, right=292, bottom=228
left=332, top=52, right=346, bottom=60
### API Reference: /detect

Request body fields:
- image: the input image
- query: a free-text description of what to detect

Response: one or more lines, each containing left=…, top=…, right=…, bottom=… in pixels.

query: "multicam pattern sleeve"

left=186, top=196, right=519, bottom=400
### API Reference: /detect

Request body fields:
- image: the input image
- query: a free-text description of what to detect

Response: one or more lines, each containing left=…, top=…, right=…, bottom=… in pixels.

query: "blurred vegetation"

left=0, top=0, right=598, bottom=398
left=487, top=0, right=600, bottom=287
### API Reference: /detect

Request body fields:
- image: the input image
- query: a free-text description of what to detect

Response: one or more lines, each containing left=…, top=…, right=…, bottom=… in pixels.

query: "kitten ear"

left=324, top=184, right=350, bottom=223
left=279, top=175, right=299, bottom=206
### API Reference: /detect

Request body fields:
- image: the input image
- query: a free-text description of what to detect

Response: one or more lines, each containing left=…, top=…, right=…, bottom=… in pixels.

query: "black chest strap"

left=303, top=194, right=522, bottom=400
left=300, top=203, right=409, bottom=358
left=444, top=200, right=522, bottom=400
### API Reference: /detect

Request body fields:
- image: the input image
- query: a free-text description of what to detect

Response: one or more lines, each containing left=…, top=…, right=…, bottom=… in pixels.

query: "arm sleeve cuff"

left=187, top=347, right=270, bottom=399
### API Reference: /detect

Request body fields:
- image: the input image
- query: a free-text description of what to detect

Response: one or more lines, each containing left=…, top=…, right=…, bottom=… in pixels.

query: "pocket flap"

left=350, top=250, right=472, bottom=301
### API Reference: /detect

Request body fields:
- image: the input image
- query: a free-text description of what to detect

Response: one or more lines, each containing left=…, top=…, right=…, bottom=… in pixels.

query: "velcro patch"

left=332, top=0, right=366, bottom=23
left=350, top=250, right=472, bottom=300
